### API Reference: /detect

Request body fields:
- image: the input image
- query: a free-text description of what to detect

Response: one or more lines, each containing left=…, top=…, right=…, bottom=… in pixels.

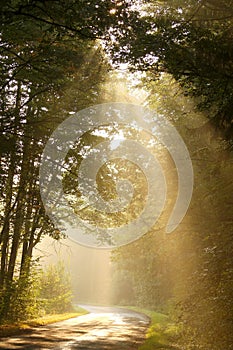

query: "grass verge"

left=0, top=306, right=88, bottom=338
left=127, top=307, right=181, bottom=350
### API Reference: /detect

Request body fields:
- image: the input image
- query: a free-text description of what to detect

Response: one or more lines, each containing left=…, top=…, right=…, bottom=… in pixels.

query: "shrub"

left=39, top=262, right=73, bottom=314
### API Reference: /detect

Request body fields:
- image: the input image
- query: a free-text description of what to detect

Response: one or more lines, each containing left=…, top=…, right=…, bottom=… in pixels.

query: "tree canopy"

left=109, top=0, right=233, bottom=143
left=0, top=2, right=233, bottom=350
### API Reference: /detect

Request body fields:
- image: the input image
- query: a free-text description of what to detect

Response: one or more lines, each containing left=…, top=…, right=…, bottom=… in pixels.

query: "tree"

left=111, top=72, right=233, bottom=350
left=109, top=0, right=233, bottom=143
left=0, top=0, right=112, bottom=321
left=39, top=262, right=73, bottom=314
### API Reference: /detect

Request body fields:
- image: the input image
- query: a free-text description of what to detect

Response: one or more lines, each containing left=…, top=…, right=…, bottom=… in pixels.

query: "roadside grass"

left=0, top=306, right=88, bottom=338
left=126, top=307, right=182, bottom=350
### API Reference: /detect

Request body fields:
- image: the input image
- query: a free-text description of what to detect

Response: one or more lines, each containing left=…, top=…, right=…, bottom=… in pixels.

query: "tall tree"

left=0, top=0, right=115, bottom=321
left=111, top=72, right=233, bottom=350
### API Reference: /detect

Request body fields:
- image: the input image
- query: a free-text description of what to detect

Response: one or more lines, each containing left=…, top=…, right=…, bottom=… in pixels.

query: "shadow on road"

left=0, top=306, right=150, bottom=349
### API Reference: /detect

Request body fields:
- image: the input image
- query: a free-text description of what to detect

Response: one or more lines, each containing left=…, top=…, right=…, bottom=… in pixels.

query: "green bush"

left=39, top=262, right=73, bottom=314
left=0, top=270, right=42, bottom=323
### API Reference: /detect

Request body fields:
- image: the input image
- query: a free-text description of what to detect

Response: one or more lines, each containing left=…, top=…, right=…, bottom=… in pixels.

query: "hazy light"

left=110, top=8, right=117, bottom=15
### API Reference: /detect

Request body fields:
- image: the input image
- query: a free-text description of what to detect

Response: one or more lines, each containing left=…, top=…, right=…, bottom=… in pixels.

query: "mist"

left=37, top=237, right=112, bottom=305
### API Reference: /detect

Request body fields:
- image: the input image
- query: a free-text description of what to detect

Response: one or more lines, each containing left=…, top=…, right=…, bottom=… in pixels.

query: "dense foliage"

left=109, top=0, right=233, bottom=144
left=0, top=262, right=73, bottom=322
left=0, top=0, right=112, bottom=322
left=112, top=74, right=233, bottom=350
left=107, top=3, right=233, bottom=349
left=0, top=2, right=233, bottom=350
left=39, top=262, right=73, bottom=314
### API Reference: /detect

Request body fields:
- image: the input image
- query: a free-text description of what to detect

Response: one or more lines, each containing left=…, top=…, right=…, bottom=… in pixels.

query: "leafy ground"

left=0, top=306, right=88, bottom=338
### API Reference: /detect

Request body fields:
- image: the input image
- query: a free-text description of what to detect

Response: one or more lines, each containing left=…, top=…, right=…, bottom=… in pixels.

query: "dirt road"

left=0, top=305, right=150, bottom=349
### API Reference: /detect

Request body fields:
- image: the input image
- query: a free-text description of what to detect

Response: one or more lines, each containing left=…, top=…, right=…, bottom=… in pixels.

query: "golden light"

left=110, top=8, right=117, bottom=15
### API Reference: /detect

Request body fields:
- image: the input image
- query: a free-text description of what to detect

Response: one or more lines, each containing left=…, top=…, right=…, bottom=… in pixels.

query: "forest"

left=0, top=1, right=233, bottom=350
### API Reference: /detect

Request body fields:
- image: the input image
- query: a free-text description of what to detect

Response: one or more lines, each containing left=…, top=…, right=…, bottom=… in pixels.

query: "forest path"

left=0, top=305, right=150, bottom=349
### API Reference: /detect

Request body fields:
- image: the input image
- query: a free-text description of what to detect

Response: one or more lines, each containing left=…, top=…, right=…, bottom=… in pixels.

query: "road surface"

left=0, top=305, right=150, bottom=349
